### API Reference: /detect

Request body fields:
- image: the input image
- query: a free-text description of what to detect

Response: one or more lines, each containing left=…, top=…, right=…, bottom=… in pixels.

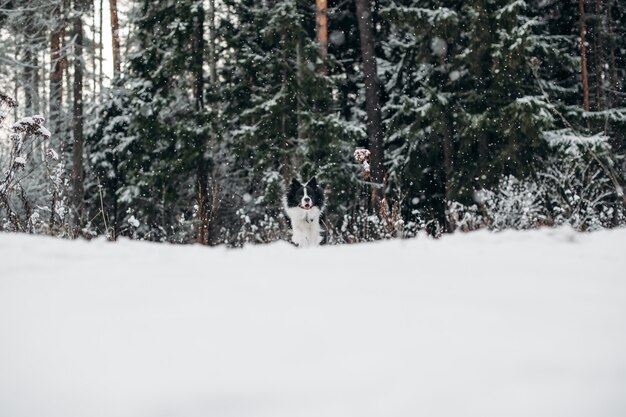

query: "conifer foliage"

left=1, top=0, right=625, bottom=243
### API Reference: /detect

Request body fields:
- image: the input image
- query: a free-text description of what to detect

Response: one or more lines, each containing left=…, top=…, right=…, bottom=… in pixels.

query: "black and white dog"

left=284, top=177, right=325, bottom=247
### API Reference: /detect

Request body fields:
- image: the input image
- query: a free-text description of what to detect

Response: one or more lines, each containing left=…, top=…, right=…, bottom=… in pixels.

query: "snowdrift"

left=1, top=228, right=625, bottom=417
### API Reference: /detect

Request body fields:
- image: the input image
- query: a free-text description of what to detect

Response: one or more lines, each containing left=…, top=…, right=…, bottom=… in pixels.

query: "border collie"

left=284, top=177, right=325, bottom=247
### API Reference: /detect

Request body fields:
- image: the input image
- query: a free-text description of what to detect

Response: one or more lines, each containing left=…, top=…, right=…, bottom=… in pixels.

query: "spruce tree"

left=87, top=0, right=215, bottom=242
left=219, top=0, right=362, bottom=242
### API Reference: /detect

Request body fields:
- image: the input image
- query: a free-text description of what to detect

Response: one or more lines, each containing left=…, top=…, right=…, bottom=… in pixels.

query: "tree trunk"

left=207, top=0, right=217, bottom=85
left=22, top=48, right=39, bottom=115
left=355, top=0, right=384, bottom=198
left=193, top=3, right=209, bottom=245
left=63, top=0, right=72, bottom=150
left=442, top=123, right=454, bottom=232
left=442, top=126, right=453, bottom=200
left=40, top=49, right=48, bottom=122
left=23, top=13, right=37, bottom=115
left=579, top=0, right=590, bottom=112
left=48, top=8, right=62, bottom=233
left=49, top=3, right=64, bottom=146
left=99, top=0, right=103, bottom=91
left=606, top=0, right=617, bottom=109
left=72, top=0, right=85, bottom=228
left=109, top=0, right=121, bottom=76
left=316, top=0, right=328, bottom=73
left=280, top=31, right=291, bottom=181
left=13, top=48, right=19, bottom=121
left=91, top=2, right=97, bottom=104
left=296, top=41, right=304, bottom=142
left=592, top=0, right=605, bottom=111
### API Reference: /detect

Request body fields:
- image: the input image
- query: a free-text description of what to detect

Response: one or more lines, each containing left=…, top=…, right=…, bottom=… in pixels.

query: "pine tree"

left=381, top=0, right=468, bottom=227
left=355, top=0, right=385, bottom=196
left=380, top=0, right=582, bottom=228
left=219, top=0, right=362, bottom=242
left=87, top=0, right=216, bottom=241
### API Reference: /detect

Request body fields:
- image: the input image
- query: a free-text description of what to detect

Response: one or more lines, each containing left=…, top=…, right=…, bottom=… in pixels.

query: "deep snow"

left=1, top=228, right=625, bottom=417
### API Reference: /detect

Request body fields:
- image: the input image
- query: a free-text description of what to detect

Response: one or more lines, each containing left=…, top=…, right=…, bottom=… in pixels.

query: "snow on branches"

left=0, top=93, right=17, bottom=126
left=1, top=95, right=60, bottom=233
left=12, top=116, right=51, bottom=140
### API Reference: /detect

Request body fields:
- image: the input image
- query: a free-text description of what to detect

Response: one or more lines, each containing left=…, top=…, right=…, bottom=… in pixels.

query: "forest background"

left=1, top=0, right=625, bottom=246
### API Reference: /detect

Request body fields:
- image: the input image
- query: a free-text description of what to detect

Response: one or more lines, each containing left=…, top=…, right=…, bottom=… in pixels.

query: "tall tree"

left=316, top=0, right=328, bottom=73
left=110, top=0, right=121, bottom=75
left=579, top=0, right=590, bottom=112
left=355, top=0, right=384, bottom=199
left=50, top=3, right=65, bottom=141
left=591, top=0, right=605, bottom=111
left=192, top=2, right=210, bottom=245
left=216, top=0, right=360, bottom=243
left=98, top=0, right=104, bottom=91
left=207, top=0, right=217, bottom=85
left=606, top=0, right=618, bottom=109
left=72, top=0, right=85, bottom=226
left=87, top=0, right=218, bottom=242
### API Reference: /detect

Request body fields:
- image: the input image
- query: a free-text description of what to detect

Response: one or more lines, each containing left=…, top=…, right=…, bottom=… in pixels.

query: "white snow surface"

left=1, top=228, right=626, bottom=417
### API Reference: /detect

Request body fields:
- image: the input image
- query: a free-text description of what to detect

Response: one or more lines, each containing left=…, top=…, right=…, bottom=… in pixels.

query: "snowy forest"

left=1, top=0, right=625, bottom=245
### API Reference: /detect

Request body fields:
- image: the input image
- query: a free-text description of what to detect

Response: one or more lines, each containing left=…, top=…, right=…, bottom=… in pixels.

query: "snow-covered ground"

left=1, top=228, right=625, bottom=417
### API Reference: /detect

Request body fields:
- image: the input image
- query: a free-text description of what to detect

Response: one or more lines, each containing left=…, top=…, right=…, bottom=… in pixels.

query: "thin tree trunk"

left=442, top=125, right=453, bottom=200
left=23, top=48, right=41, bottom=115
left=593, top=0, right=605, bottom=111
left=23, top=48, right=34, bottom=114
left=109, top=0, right=121, bottom=76
left=48, top=8, right=64, bottom=228
left=22, top=28, right=41, bottom=116
left=280, top=31, right=291, bottom=181
left=21, top=10, right=36, bottom=115
left=606, top=0, right=617, bottom=109
left=91, top=2, right=97, bottom=104
left=579, top=0, right=590, bottom=112
left=442, top=123, right=455, bottom=232
left=207, top=0, right=217, bottom=86
left=206, top=0, right=219, bottom=245
left=13, top=48, right=19, bottom=120
left=355, top=0, right=384, bottom=199
left=41, top=49, right=48, bottom=122
left=316, top=0, right=328, bottom=74
left=72, top=0, right=85, bottom=228
left=296, top=41, right=303, bottom=141
left=98, top=0, right=104, bottom=92
left=63, top=0, right=72, bottom=152
left=33, top=52, right=40, bottom=115
left=49, top=4, right=63, bottom=231
left=193, top=3, right=209, bottom=245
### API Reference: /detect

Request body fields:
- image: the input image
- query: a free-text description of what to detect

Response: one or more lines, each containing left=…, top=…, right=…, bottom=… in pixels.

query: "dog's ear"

left=291, top=177, right=300, bottom=186
left=307, top=177, right=318, bottom=188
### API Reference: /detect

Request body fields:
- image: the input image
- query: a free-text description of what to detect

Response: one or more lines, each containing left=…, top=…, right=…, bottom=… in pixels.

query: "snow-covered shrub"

left=0, top=105, right=64, bottom=234
left=328, top=201, right=422, bottom=244
left=446, top=131, right=625, bottom=233
left=332, top=207, right=393, bottom=244
left=234, top=209, right=289, bottom=246
left=446, top=200, right=486, bottom=232
left=539, top=138, right=623, bottom=231
left=480, top=176, right=548, bottom=231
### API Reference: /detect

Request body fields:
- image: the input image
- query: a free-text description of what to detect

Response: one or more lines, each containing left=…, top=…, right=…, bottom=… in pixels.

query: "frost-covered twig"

left=0, top=97, right=57, bottom=232
left=97, top=177, right=114, bottom=240
left=0, top=93, right=17, bottom=126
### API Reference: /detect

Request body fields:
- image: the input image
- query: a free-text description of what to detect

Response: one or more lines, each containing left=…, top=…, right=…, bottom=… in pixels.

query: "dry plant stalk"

left=354, top=148, right=371, bottom=180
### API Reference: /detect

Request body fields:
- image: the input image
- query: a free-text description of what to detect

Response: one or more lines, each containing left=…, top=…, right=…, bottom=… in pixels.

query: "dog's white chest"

left=286, top=207, right=322, bottom=247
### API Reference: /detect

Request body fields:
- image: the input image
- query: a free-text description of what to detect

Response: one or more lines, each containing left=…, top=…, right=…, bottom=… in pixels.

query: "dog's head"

left=286, top=177, right=325, bottom=211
